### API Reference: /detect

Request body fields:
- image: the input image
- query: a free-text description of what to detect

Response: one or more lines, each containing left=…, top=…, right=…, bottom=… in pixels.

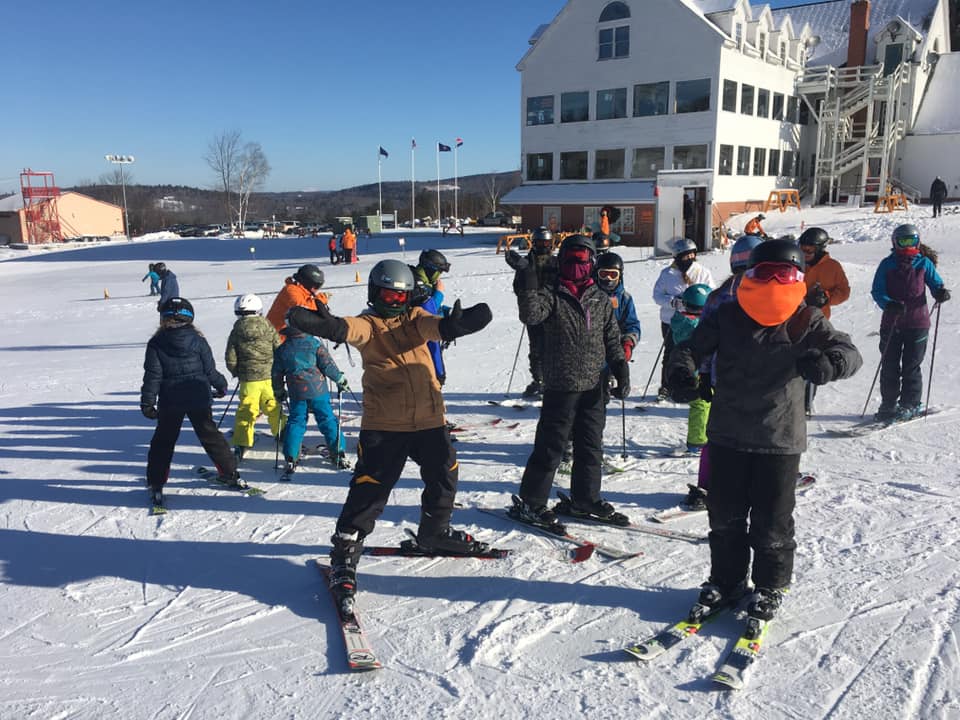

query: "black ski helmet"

left=159, top=296, right=194, bottom=322
left=154, top=262, right=167, bottom=276
left=595, top=251, right=624, bottom=291
left=418, top=249, right=450, bottom=273
left=531, top=227, right=554, bottom=255
left=367, top=259, right=415, bottom=306
left=748, top=238, right=805, bottom=271
left=798, top=227, right=830, bottom=249
left=559, top=233, right=596, bottom=259
left=294, top=263, right=324, bottom=290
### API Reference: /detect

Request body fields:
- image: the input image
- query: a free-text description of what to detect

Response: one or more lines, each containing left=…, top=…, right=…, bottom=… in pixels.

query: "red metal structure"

left=20, top=169, right=63, bottom=244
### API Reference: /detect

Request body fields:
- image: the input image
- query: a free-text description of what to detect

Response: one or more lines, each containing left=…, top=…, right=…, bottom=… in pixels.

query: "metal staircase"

left=797, top=62, right=908, bottom=205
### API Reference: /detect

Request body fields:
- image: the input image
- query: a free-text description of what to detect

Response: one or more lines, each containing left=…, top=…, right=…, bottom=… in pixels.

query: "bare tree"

left=98, top=168, right=134, bottom=207
left=483, top=173, right=503, bottom=214
left=203, top=130, right=242, bottom=230
left=235, top=142, right=270, bottom=231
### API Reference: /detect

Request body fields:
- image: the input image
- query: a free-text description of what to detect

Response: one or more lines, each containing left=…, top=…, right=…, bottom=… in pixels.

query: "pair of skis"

left=624, top=600, right=771, bottom=690
left=146, top=466, right=266, bottom=514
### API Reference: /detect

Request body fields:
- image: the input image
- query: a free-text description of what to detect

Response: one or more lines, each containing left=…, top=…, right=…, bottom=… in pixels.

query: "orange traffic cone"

left=227, top=279, right=233, bottom=290
left=354, top=271, right=361, bottom=283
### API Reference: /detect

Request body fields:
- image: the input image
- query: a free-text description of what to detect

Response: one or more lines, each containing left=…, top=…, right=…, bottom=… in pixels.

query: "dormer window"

left=758, top=33, right=766, bottom=59
left=735, top=22, right=743, bottom=48
left=598, top=2, right=630, bottom=60
left=780, top=41, right=787, bottom=65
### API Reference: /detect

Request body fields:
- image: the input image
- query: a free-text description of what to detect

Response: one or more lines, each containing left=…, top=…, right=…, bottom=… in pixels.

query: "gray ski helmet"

left=294, top=263, right=324, bottom=290
left=531, top=227, right=554, bottom=254
left=798, top=227, right=830, bottom=249
left=418, top=249, right=450, bottom=273
left=671, top=237, right=697, bottom=257
left=159, top=296, right=194, bottom=321
left=748, top=238, right=804, bottom=270
left=729, top=235, right=763, bottom=272
left=892, top=223, right=920, bottom=248
left=368, top=259, right=415, bottom=306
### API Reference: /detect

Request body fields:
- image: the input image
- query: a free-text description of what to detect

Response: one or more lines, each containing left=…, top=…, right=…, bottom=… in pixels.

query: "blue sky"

left=2, top=0, right=821, bottom=193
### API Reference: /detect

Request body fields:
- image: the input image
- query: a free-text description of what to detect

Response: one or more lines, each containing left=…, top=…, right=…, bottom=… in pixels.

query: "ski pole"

left=505, top=325, right=526, bottom=396
left=861, top=315, right=898, bottom=417
left=923, top=302, right=942, bottom=417
left=620, top=397, right=627, bottom=459
left=336, top=389, right=344, bottom=465
left=640, top=339, right=666, bottom=401
left=217, top=381, right=239, bottom=429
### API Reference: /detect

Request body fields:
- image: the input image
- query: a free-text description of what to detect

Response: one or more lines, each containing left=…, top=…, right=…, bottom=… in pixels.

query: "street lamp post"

left=105, top=154, right=135, bottom=238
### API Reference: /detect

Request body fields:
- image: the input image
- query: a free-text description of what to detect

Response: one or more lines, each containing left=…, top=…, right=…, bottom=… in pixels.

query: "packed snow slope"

left=1, top=204, right=958, bottom=719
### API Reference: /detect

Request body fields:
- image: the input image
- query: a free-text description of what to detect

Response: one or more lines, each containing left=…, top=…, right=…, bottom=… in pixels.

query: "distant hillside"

left=68, top=171, right=521, bottom=234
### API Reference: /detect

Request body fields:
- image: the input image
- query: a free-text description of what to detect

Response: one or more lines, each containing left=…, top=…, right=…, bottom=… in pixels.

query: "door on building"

left=883, top=43, right=903, bottom=76
left=683, top=187, right=707, bottom=250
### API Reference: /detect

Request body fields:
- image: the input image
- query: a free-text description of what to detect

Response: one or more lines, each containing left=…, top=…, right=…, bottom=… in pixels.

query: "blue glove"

left=336, top=373, right=350, bottom=392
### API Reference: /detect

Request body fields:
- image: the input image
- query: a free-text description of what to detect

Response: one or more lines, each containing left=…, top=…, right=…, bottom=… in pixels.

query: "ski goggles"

left=378, top=287, right=409, bottom=306
left=563, top=247, right=593, bottom=262
left=745, top=262, right=805, bottom=285
left=597, top=268, right=621, bottom=282
left=894, top=234, right=920, bottom=249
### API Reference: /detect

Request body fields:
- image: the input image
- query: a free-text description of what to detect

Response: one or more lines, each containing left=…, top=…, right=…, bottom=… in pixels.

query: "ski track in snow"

left=1, top=209, right=959, bottom=718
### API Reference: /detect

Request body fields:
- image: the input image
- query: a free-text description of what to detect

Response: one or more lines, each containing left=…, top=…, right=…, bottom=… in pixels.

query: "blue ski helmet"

left=729, top=235, right=763, bottom=272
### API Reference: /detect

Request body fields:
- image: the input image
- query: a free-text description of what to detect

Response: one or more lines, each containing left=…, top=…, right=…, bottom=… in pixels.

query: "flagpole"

left=377, top=149, right=383, bottom=223
left=454, top=144, right=458, bottom=225
left=411, top=139, right=416, bottom=229
left=436, top=143, right=441, bottom=229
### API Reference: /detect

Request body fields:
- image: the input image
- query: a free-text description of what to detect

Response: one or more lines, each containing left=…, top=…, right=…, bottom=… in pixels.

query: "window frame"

left=559, top=151, right=589, bottom=180
left=675, top=78, right=711, bottom=114
left=722, top=80, right=737, bottom=112
left=756, top=88, right=769, bottom=119
left=718, top=144, right=734, bottom=176
left=741, top=84, right=755, bottom=115
left=525, top=95, right=555, bottom=126
left=526, top=152, right=554, bottom=182
left=631, top=146, right=665, bottom=178
left=737, top=146, right=751, bottom=176
left=595, top=148, right=625, bottom=179
left=673, top=144, right=710, bottom=170
left=633, top=81, right=669, bottom=117
left=596, top=87, right=628, bottom=120
left=598, top=25, right=630, bottom=60
left=560, top=91, right=590, bottom=123
left=752, top=147, right=766, bottom=176
left=768, top=148, right=781, bottom=176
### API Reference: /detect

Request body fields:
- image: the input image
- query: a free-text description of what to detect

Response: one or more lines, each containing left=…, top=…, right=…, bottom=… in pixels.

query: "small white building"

left=502, top=0, right=954, bottom=251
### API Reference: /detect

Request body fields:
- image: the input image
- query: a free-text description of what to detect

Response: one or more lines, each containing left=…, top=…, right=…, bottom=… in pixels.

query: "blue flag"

left=379, top=146, right=389, bottom=158
left=438, top=143, right=452, bottom=152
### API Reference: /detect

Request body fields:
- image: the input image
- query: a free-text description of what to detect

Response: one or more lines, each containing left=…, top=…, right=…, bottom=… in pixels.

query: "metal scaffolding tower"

left=20, top=169, right=63, bottom=244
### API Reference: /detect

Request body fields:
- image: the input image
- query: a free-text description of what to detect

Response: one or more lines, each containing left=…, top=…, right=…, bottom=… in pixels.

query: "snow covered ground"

left=1, top=202, right=958, bottom=719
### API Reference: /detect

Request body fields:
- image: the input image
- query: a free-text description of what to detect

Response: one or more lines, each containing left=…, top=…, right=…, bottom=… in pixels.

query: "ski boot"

left=656, top=386, right=671, bottom=402
left=507, top=495, right=567, bottom=535
left=149, top=486, right=164, bottom=507
left=220, top=470, right=248, bottom=490
left=688, top=579, right=750, bottom=623
left=874, top=403, right=897, bottom=424
left=681, top=484, right=708, bottom=512
left=553, top=495, right=629, bottom=526
left=415, top=526, right=490, bottom=555
left=280, top=458, right=297, bottom=481
left=522, top=379, right=543, bottom=398
left=329, top=531, right=364, bottom=619
left=894, top=403, right=923, bottom=422
left=330, top=451, right=352, bottom=470
left=746, top=587, right=785, bottom=621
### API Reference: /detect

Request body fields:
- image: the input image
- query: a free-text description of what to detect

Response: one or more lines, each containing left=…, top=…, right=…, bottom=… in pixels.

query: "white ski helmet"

left=234, top=293, right=263, bottom=316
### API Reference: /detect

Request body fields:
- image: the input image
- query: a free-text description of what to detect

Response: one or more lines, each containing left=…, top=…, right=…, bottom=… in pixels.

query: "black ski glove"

left=610, top=360, right=630, bottom=400
left=805, top=284, right=828, bottom=308
left=698, top=372, right=713, bottom=402
left=289, top=304, right=348, bottom=343
left=140, top=404, right=158, bottom=420
left=933, top=286, right=951, bottom=303
left=796, top=349, right=836, bottom=385
left=885, top=300, right=905, bottom=314
left=668, top=368, right=699, bottom=403
left=439, top=300, right=492, bottom=342
left=505, top=250, right=529, bottom=271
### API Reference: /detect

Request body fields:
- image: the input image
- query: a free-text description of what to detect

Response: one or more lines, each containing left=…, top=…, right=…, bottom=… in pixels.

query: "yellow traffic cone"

left=103, top=288, right=110, bottom=299
left=227, top=279, right=233, bottom=290
left=354, top=271, right=361, bottom=283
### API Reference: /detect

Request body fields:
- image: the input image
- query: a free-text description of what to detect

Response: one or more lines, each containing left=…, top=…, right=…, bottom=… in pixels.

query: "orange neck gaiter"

left=737, top=276, right=806, bottom=326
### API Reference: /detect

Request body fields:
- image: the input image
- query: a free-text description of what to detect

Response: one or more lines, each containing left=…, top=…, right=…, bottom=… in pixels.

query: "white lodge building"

left=501, top=0, right=955, bottom=251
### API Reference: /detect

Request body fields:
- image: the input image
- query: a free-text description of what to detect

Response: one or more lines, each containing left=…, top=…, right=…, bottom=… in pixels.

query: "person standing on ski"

left=142, top=264, right=161, bottom=296
left=140, top=297, right=243, bottom=507
left=287, top=259, right=492, bottom=614
left=668, top=239, right=862, bottom=623
left=870, top=223, right=950, bottom=422
left=505, top=234, right=630, bottom=532
left=272, top=319, right=350, bottom=475
left=670, top=284, right=712, bottom=454
left=409, top=249, right=452, bottom=386
left=595, top=251, right=640, bottom=403
left=652, top=238, right=714, bottom=401
left=266, top=264, right=328, bottom=334
left=155, top=263, right=179, bottom=311
left=225, top=293, right=283, bottom=462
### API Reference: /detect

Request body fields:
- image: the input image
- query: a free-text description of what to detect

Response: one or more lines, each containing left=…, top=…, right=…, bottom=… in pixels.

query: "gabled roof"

left=764, top=0, right=941, bottom=66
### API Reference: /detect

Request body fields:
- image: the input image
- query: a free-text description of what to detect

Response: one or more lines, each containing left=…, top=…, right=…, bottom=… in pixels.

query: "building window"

left=741, top=84, right=754, bottom=115
left=599, top=26, right=630, bottom=59
left=597, top=88, right=627, bottom=119
left=737, top=146, right=751, bottom=175
left=526, top=96, right=554, bottom=126
left=560, top=151, right=588, bottom=180
left=722, top=80, right=737, bottom=112
left=780, top=41, right=787, bottom=65
left=675, top=79, right=710, bottom=113
left=599, top=1, right=630, bottom=21
left=735, top=22, right=743, bottom=48
left=561, top=91, right=590, bottom=122
left=753, top=148, right=766, bottom=175
left=674, top=144, right=709, bottom=169
left=772, top=93, right=784, bottom=121
left=758, top=33, right=766, bottom=59
left=756, top=89, right=769, bottom=118
left=781, top=150, right=795, bottom=177
left=799, top=101, right=810, bottom=125
left=768, top=149, right=780, bottom=176
left=595, top=149, right=625, bottom=179
left=631, top=147, right=665, bottom=178
left=527, top=153, right=553, bottom=181
left=633, top=81, right=669, bottom=117
left=719, top=144, right=734, bottom=175
left=787, top=96, right=799, bottom=123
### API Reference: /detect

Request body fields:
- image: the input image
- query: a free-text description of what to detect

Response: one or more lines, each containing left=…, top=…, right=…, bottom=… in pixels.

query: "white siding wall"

left=519, top=0, right=724, bottom=181
left=712, top=46, right=809, bottom=202
left=899, top=134, right=960, bottom=199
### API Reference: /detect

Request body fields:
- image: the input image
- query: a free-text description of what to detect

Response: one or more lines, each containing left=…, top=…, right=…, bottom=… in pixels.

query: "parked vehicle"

left=479, top=212, right=521, bottom=227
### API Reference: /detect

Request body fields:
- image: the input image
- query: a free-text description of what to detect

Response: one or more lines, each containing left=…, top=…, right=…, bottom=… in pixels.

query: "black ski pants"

left=879, top=326, right=928, bottom=409
left=705, top=442, right=800, bottom=592
left=337, top=427, right=459, bottom=538
left=527, top=323, right=546, bottom=383
left=519, top=385, right=606, bottom=508
left=932, top=199, right=943, bottom=217
left=146, top=406, right=236, bottom=489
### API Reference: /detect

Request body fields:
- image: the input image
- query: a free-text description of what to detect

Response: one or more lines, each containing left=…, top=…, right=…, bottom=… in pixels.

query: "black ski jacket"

left=140, top=324, right=228, bottom=412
